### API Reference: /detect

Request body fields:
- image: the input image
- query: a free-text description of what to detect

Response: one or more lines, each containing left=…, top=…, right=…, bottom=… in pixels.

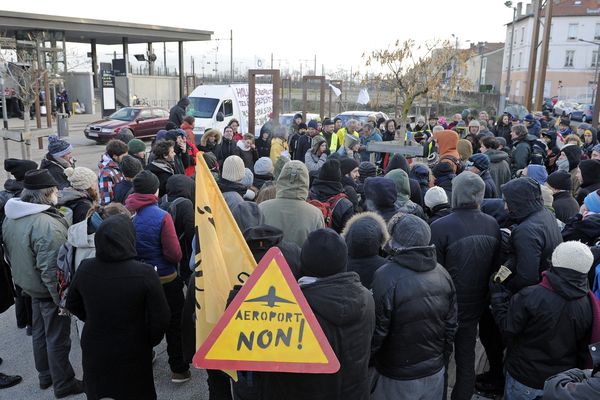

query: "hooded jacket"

left=57, top=187, right=94, bottom=225
left=67, top=218, right=96, bottom=271
left=169, top=97, right=189, bottom=127
left=2, top=198, right=68, bottom=302
left=479, top=169, right=499, bottom=199
left=385, top=154, right=424, bottom=207
left=371, top=244, right=457, bottom=380
left=562, top=213, right=600, bottom=246
left=431, top=174, right=501, bottom=322
left=493, top=118, right=513, bottom=147
left=198, top=129, right=222, bottom=154
left=436, top=130, right=461, bottom=173
left=491, top=267, right=592, bottom=389
left=40, top=154, right=71, bottom=189
left=385, top=170, right=427, bottom=220
left=561, top=144, right=583, bottom=195
left=552, top=191, right=580, bottom=225
left=486, top=149, right=511, bottom=196
left=147, top=159, right=174, bottom=197
left=255, top=132, right=272, bottom=159
left=308, top=179, right=355, bottom=233
left=364, top=177, right=399, bottom=222
left=269, top=137, right=289, bottom=165
left=510, top=134, right=535, bottom=175
left=214, top=137, right=240, bottom=166
left=501, top=178, right=563, bottom=292
left=0, top=179, right=24, bottom=241
left=305, top=136, right=328, bottom=173
left=259, top=161, right=324, bottom=247
left=65, top=215, right=170, bottom=400
left=576, top=160, right=600, bottom=205
left=342, top=212, right=388, bottom=289
left=262, top=272, right=374, bottom=400
left=164, top=175, right=195, bottom=282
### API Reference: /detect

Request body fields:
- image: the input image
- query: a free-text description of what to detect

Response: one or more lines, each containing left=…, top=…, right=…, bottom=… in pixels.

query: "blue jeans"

left=372, top=368, right=445, bottom=400
left=504, top=372, right=544, bottom=400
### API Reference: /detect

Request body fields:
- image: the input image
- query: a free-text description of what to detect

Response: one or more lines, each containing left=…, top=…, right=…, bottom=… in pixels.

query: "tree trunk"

left=23, top=103, right=31, bottom=136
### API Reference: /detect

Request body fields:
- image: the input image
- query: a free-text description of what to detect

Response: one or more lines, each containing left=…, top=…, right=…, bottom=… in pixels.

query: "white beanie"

left=221, top=155, right=245, bottom=183
left=552, top=241, right=594, bottom=274
left=424, top=186, right=448, bottom=209
left=254, top=157, right=274, bottom=176
left=65, top=167, right=98, bottom=191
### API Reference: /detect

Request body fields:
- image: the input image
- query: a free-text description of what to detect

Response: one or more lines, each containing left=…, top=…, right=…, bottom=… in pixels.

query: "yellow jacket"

left=270, top=138, right=289, bottom=164
left=330, top=128, right=359, bottom=152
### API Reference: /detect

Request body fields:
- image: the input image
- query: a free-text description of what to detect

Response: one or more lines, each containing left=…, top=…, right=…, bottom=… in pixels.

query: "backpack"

left=307, top=193, right=348, bottom=228
left=439, top=155, right=464, bottom=174
left=56, top=242, right=76, bottom=308
left=159, top=195, right=192, bottom=240
left=529, top=139, right=548, bottom=166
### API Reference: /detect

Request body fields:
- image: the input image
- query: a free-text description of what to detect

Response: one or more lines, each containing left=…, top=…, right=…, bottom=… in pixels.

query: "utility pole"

left=504, top=5, right=517, bottom=104
left=525, top=0, right=541, bottom=111
left=271, top=53, right=273, bottom=69
left=314, top=55, right=317, bottom=75
left=230, top=30, right=233, bottom=84
left=163, top=42, right=167, bottom=75
left=535, top=0, right=553, bottom=111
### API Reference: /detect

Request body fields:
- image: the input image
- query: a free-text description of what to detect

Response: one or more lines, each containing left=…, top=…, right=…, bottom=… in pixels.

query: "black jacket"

left=40, top=155, right=70, bottom=189
left=113, top=179, right=133, bottom=205
left=562, top=214, right=600, bottom=246
left=169, top=98, right=188, bottom=127
left=426, top=203, right=452, bottom=225
left=480, top=169, right=499, bottom=199
left=543, top=368, right=600, bottom=399
left=308, top=179, right=355, bottom=233
left=262, top=272, right=375, bottom=400
left=494, top=121, right=512, bottom=147
left=553, top=191, right=580, bottom=224
left=431, top=208, right=500, bottom=322
left=0, top=179, right=23, bottom=240
left=253, top=173, right=273, bottom=190
left=214, top=138, right=239, bottom=165
left=65, top=215, right=170, bottom=400
left=255, top=135, right=271, bottom=158
left=57, top=188, right=94, bottom=225
left=146, top=159, right=175, bottom=198
left=371, top=245, right=457, bottom=380
left=164, top=175, right=195, bottom=283
left=491, top=267, right=592, bottom=389
left=295, top=134, right=314, bottom=162
left=575, top=160, right=600, bottom=205
left=503, top=178, right=563, bottom=292
left=238, top=147, right=259, bottom=170
left=435, top=174, right=454, bottom=203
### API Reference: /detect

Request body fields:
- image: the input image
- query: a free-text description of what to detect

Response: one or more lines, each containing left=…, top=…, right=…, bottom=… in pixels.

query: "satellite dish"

left=147, top=53, right=158, bottom=62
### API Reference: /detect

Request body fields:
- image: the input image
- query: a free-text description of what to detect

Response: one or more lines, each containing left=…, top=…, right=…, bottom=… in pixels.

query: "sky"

left=2, top=0, right=514, bottom=77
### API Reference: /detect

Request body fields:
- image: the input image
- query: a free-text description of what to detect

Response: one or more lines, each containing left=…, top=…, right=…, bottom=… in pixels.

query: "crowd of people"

left=1, top=100, right=600, bottom=399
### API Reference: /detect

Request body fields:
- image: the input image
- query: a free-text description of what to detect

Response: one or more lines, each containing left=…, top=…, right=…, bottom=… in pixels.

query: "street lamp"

left=578, top=38, right=600, bottom=101
left=504, top=1, right=517, bottom=103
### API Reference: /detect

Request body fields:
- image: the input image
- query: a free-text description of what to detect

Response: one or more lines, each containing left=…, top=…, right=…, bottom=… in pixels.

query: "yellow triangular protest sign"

left=193, top=247, right=340, bottom=373
left=194, top=153, right=257, bottom=355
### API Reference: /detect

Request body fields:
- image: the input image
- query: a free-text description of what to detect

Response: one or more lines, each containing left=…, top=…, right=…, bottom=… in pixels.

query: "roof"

left=0, top=11, right=212, bottom=45
left=508, top=0, right=600, bottom=24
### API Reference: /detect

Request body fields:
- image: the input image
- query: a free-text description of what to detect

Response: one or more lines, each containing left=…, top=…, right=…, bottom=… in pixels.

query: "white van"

left=188, top=84, right=273, bottom=142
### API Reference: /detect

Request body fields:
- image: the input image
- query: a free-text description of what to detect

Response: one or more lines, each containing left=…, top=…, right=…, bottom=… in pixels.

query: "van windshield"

left=188, top=97, right=219, bottom=119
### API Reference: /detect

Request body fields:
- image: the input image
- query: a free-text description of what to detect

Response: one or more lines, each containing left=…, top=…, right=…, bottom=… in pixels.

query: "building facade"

left=464, top=43, right=505, bottom=93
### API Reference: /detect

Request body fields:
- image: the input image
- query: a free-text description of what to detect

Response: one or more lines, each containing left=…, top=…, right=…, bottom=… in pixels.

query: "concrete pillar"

left=178, top=41, right=184, bottom=98
left=122, top=37, right=129, bottom=74
left=147, top=42, right=154, bottom=76
left=91, top=39, right=98, bottom=88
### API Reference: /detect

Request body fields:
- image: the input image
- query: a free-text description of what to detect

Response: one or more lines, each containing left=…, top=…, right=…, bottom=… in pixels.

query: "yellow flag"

left=194, top=153, right=256, bottom=358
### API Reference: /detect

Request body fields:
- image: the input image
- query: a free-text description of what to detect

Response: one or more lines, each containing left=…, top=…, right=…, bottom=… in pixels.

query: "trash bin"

left=57, top=113, right=69, bottom=137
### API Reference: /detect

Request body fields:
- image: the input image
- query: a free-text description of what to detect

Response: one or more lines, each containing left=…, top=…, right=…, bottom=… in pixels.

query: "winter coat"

left=259, top=161, right=324, bottom=247
left=40, top=155, right=71, bottom=189
left=164, top=175, right=195, bottom=282
left=308, top=179, right=355, bottom=233
left=562, top=213, right=600, bottom=246
left=305, top=150, right=327, bottom=173
left=502, top=178, right=563, bottom=292
left=57, top=187, right=94, bottom=224
left=67, top=219, right=96, bottom=270
left=436, top=130, right=461, bottom=173
left=169, top=98, right=189, bottom=127
left=198, top=129, right=222, bottom=154
left=294, top=134, right=315, bottom=162
left=575, top=160, right=600, bottom=205
left=255, top=135, right=272, bottom=158
left=2, top=198, right=68, bottom=303
left=236, top=141, right=259, bottom=170
left=486, top=149, right=511, bottom=195
left=527, top=119, right=542, bottom=137
left=243, top=225, right=302, bottom=278
left=184, top=139, right=198, bottom=177
left=543, top=369, right=600, bottom=399
left=147, top=159, right=174, bottom=197
left=262, top=272, right=374, bottom=400
left=253, top=173, right=273, bottom=190
left=435, top=174, right=454, bottom=203
left=371, top=245, right=457, bottom=380
left=98, top=153, right=123, bottom=205
left=491, top=267, right=592, bottom=390
left=431, top=208, right=500, bottom=322
left=65, top=215, right=170, bottom=400
left=510, top=136, right=533, bottom=175
left=364, top=177, right=400, bottom=222
left=480, top=169, right=499, bottom=198
left=214, top=138, right=240, bottom=166
left=384, top=154, right=424, bottom=207
left=342, top=212, right=388, bottom=289
left=180, top=120, right=195, bottom=144
left=553, top=191, right=580, bottom=224
left=113, top=179, right=134, bottom=205
left=494, top=120, right=512, bottom=146
left=0, top=179, right=22, bottom=241
left=270, top=137, right=289, bottom=165
left=217, top=178, right=246, bottom=210
left=427, top=203, right=452, bottom=225
left=385, top=169, right=427, bottom=220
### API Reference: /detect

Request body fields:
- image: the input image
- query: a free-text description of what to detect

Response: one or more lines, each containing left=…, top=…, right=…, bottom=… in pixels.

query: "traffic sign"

left=193, top=247, right=340, bottom=373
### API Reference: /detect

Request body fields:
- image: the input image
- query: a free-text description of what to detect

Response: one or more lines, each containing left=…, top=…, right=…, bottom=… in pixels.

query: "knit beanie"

left=319, top=159, right=342, bottom=182
left=457, top=139, right=473, bottom=161
left=241, top=168, right=254, bottom=188
left=584, top=190, right=600, bottom=213
left=340, top=157, right=359, bottom=176
left=222, top=155, right=245, bottom=183
left=128, top=139, right=146, bottom=155
left=23, top=169, right=59, bottom=190
left=358, top=161, right=377, bottom=181
left=526, top=164, right=548, bottom=185
left=116, top=129, right=134, bottom=144
left=4, top=158, right=38, bottom=181
left=552, top=241, right=594, bottom=274
left=47, top=135, right=73, bottom=157
left=387, top=213, right=431, bottom=249
left=301, top=228, right=348, bottom=278
left=253, top=157, right=273, bottom=176
left=307, top=120, right=319, bottom=130
left=468, top=153, right=490, bottom=171
left=425, top=186, right=448, bottom=208
left=546, top=170, right=571, bottom=191
left=119, top=155, right=143, bottom=179
left=133, top=170, right=160, bottom=194
left=64, top=167, right=98, bottom=191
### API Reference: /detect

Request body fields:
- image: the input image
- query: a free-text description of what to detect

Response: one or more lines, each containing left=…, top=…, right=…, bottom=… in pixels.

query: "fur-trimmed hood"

left=342, top=211, right=389, bottom=258
left=200, top=129, right=222, bottom=146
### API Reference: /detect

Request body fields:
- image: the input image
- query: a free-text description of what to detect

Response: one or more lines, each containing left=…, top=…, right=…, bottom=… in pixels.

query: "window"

left=521, top=27, right=525, bottom=43
left=138, top=109, right=152, bottom=120
left=568, top=23, right=578, bottom=40
left=595, top=23, right=600, bottom=40
left=152, top=108, right=169, bottom=118
left=518, top=52, right=522, bottom=68
left=593, top=51, right=599, bottom=68
left=219, top=99, right=233, bottom=117
left=481, top=58, right=487, bottom=85
left=515, top=80, right=521, bottom=96
left=565, top=50, right=575, bottom=67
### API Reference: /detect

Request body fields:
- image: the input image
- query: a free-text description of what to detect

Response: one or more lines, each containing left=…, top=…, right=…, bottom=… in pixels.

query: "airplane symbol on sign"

left=245, top=286, right=295, bottom=308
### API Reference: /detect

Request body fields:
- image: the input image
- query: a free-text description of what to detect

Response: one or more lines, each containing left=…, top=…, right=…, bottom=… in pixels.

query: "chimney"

left=525, top=3, right=532, bottom=15
left=517, top=2, right=523, bottom=17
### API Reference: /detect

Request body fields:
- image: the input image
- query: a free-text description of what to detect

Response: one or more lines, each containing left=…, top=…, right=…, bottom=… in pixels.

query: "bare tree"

left=364, top=39, right=472, bottom=121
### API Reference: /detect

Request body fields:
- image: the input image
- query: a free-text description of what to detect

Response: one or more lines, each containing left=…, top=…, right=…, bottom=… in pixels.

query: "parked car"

left=553, top=100, right=579, bottom=117
left=84, top=106, right=169, bottom=143
left=279, top=112, right=320, bottom=127
left=334, top=111, right=389, bottom=126
left=570, top=104, right=594, bottom=122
